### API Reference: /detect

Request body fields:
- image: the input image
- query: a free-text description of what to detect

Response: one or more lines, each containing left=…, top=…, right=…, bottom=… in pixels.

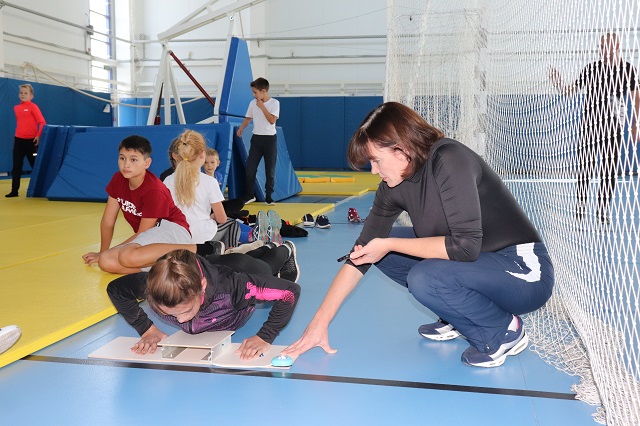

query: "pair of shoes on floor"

left=196, top=240, right=225, bottom=256
left=419, top=315, right=528, bottom=368
left=348, top=207, right=365, bottom=223
left=279, top=240, right=300, bottom=282
left=252, top=210, right=283, bottom=244
left=0, top=325, right=21, bottom=354
left=302, top=213, right=331, bottom=229
left=5, top=192, right=18, bottom=198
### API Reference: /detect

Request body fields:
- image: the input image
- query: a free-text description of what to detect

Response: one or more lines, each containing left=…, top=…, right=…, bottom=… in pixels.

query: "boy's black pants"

left=244, top=134, right=277, bottom=199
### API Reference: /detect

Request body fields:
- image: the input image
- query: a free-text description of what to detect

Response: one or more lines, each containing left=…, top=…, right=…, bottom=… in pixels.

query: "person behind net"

left=549, top=33, right=640, bottom=224
left=282, top=102, right=554, bottom=368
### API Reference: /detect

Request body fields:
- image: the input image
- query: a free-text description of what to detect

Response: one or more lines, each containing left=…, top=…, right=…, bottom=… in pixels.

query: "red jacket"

left=14, top=101, right=46, bottom=139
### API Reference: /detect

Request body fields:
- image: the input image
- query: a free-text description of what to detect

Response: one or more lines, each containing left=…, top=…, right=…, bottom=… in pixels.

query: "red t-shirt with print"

left=105, top=170, right=189, bottom=233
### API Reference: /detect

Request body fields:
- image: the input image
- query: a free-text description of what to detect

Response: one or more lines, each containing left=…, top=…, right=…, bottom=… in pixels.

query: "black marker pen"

left=336, top=252, right=352, bottom=262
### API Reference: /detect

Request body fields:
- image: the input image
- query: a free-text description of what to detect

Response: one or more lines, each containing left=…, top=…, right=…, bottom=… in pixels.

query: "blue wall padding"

left=119, top=98, right=151, bottom=127
left=276, top=98, right=302, bottom=167
left=230, top=122, right=302, bottom=202
left=218, top=37, right=254, bottom=120
left=0, top=77, right=112, bottom=173
left=344, top=96, right=381, bottom=146
left=276, top=96, right=382, bottom=170
left=300, top=97, right=347, bottom=169
left=484, top=94, right=637, bottom=177
left=45, top=123, right=232, bottom=201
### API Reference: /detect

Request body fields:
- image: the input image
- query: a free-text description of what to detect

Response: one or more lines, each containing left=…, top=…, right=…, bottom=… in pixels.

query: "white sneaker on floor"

left=0, top=325, right=21, bottom=354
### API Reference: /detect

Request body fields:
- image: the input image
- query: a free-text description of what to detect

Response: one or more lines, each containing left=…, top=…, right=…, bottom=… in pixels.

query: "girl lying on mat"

left=107, top=246, right=299, bottom=360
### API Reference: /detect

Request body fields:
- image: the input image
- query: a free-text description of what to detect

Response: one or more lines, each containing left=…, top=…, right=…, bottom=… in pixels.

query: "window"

left=89, top=0, right=113, bottom=91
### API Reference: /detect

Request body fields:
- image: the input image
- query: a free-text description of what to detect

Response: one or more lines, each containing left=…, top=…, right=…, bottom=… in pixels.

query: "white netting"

left=386, top=1, right=640, bottom=424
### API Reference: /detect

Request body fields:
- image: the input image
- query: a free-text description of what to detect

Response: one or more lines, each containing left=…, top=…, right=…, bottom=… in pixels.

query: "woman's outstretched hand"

left=281, top=319, right=337, bottom=358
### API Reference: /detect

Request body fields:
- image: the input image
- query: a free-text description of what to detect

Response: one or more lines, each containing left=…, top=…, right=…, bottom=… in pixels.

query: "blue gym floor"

left=0, top=191, right=598, bottom=425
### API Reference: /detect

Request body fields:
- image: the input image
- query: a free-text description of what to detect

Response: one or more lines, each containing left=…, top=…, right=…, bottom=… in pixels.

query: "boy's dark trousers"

left=244, top=134, right=277, bottom=199
left=11, top=137, right=37, bottom=193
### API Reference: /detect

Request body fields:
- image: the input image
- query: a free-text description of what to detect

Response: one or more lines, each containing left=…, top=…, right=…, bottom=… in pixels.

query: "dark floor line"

left=24, top=355, right=577, bottom=401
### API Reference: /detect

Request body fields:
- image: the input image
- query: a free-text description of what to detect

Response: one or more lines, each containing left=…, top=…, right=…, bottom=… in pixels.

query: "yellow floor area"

left=297, top=171, right=380, bottom=195
left=0, top=179, right=132, bottom=368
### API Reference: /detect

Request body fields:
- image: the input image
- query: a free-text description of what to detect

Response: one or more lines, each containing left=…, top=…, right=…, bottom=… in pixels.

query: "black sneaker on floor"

left=302, top=213, right=315, bottom=227
left=279, top=241, right=300, bottom=282
left=315, top=215, right=331, bottom=229
left=5, top=192, right=18, bottom=198
left=265, top=196, right=275, bottom=205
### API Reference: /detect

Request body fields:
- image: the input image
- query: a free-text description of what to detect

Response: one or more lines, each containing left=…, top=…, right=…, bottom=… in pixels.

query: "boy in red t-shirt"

left=5, top=84, right=46, bottom=198
left=82, top=135, right=196, bottom=274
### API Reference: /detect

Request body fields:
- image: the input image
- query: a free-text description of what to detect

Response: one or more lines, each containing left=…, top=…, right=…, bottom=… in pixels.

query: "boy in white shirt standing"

left=236, top=77, right=280, bottom=205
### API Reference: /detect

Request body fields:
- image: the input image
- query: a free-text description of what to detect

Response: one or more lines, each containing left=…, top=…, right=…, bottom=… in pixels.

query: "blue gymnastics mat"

left=43, top=123, right=232, bottom=201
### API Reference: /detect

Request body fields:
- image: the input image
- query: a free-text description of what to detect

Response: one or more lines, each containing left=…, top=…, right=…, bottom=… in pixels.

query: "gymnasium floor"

left=0, top=178, right=598, bottom=425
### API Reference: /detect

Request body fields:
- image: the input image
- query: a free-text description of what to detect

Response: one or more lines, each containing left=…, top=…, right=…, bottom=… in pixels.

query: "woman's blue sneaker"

left=418, top=319, right=461, bottom=341
left=461, top=315, right=528, bottom=368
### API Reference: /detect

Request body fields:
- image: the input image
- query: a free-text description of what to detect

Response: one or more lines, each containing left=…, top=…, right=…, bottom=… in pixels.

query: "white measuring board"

left=88, top=330, right=292, bottom=370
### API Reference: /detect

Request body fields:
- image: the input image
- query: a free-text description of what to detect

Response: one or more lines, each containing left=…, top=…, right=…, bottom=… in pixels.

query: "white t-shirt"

left=163, top=173, right=225, bottom=244
left=246, top=98, right=280, bottom=135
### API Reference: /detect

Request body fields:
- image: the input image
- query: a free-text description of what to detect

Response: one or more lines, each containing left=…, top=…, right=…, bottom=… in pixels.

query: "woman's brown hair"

left=347, top=102, right=444, bottom=178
